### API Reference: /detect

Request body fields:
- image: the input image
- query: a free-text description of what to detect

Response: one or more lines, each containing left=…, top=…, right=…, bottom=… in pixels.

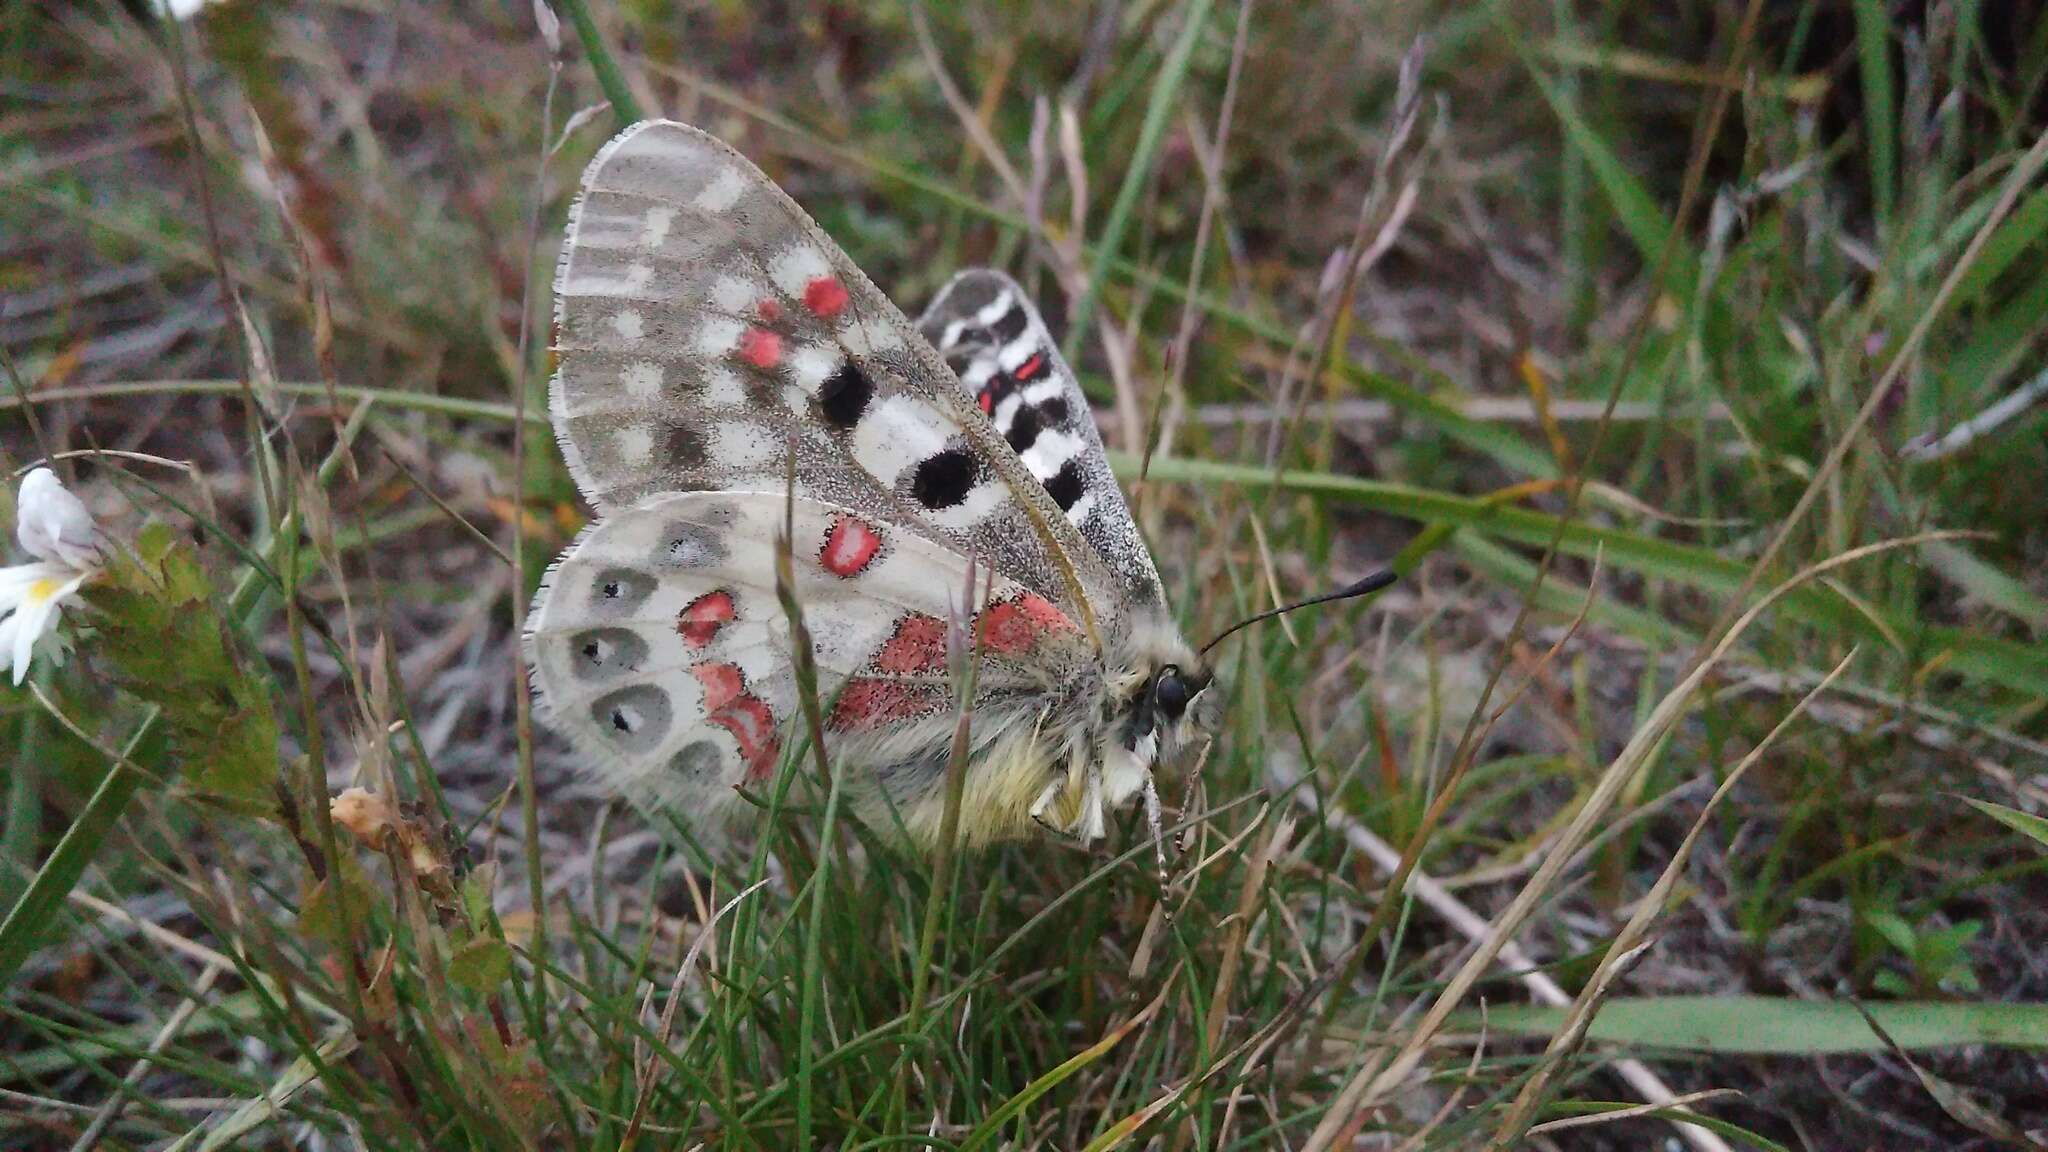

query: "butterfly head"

left=1120, top=645, right=1221, bottom=766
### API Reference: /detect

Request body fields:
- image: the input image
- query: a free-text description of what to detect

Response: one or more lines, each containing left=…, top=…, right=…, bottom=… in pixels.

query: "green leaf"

left=296, top=863, right=375, bottom=947
left=1865, top=909, right=1919, bottom=957
left=86, top=539, right=280, bottom=811
left=1467, top=996, right=2048, bottom=1053
left=447, top=936, right=514, bottom=994
left=1961, top=796, right=2048, bottom=854
left=135, top=520, right=176, bottom=565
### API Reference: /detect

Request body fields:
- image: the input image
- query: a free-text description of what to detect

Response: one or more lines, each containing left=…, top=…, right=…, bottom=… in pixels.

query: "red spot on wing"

left=691, top=662, right=744, bottom=711
left=738, top=328, right=782, bottom=368
left=691, top=661, right=781, bottom=779
left=828, top=678, right=946, bottom=731
left=1014, top=352, right=1045, bottom=381
left=820, top=514, right=884, bottom=577
left=978, top=592, right=1075, bottom=655
left=756, top=298, right=784, bottom=322
left=678, top=590, right=736, bottom=647
left=977, top=388, right=995, bottom=414
left=875, top=614, right=947, bottom=675
left=712, top=694, right=780, bottom=781
left=803, top=276, right=849, bottom=318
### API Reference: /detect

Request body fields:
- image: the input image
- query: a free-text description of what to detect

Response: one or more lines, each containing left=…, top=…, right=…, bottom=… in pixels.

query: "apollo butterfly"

left=525, top=120, right=1225, bottom=848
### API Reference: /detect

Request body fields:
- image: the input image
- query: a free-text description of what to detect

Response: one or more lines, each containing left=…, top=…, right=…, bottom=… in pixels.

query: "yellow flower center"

left=26, top=578, right=59, bottom=603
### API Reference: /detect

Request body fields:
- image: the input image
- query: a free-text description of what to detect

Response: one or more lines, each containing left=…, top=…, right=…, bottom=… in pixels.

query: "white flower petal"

left=7, top=598, right=38, bottom=685
left=0, top=565, right=89, bottom=685
left=17, top=468, right=100, bottom=570
left=0, top=614, right=18, bottom=685
left=0, top=561, right=66, bottom=599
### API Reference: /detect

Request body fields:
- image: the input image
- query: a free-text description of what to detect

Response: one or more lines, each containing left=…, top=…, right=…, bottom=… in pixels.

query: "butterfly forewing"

left=918, top=270, right=1167, bottom=614
left=527, top=491, right=1093, bottom=822
left=551, top=121, right=1120, bottom=637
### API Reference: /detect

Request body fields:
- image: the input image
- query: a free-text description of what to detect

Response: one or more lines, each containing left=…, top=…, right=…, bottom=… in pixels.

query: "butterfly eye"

left=1153, top=667, right=1192, bottom=719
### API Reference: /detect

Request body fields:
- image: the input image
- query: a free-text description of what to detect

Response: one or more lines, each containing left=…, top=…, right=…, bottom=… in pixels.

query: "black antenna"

left=1199, top=569, right=1397, bottom=656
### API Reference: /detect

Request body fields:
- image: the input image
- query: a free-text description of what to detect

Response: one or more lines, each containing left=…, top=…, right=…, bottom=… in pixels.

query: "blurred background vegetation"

left=2, top=1, right=2046, bottom=1148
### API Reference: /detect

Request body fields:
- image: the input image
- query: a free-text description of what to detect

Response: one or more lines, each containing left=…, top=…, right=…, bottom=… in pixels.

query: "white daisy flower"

left=1, top=468, right=102, bottom=686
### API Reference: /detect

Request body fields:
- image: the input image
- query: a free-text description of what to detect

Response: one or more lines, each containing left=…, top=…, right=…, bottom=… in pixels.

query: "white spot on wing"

left=711, top=274, right=759, bottom=315
left=926, top=481, right=1008, bottom=530
left=998, top=337, right=1039, bottom=372
left=1022, top=380, right=1066, bottom=406
left=975, top=290, right=1017, bottom=326
left=694, top=317, right=743, bottom=358
left=563, top=263, right=653, bottom=297
left=1065, top=490, right=1098, bottom=526
left=614, top=424, right=653, bottom=464
left=622, top=361, right=663, bottom=398
left=734, top=647, right=779, bottom=685
left=641, top=206, right=676, bottom=248
left=711, top=422, right=774, bottom=469
left=611, top=310, right=645, bottom=342
left=992, top=393, right=1024, bottom=428
left=852, top=396, right=952, bottom=485
left=702, top=367, right=748, bottom=409
left=694, top=166, right=748, bottom=213
left=768, top=245, right=833, bottom=296
left=785, top=344, right=839, bottom=394
left=961, top=356, right=1000, bottom=388
left=1020, top=429, right=1085, bottom=478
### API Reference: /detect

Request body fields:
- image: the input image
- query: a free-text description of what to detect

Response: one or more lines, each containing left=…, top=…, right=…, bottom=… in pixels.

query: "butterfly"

left=523, top=119, right=1219, bottom=851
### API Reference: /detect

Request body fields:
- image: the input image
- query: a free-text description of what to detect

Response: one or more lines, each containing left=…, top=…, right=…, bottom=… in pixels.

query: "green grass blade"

left=0, top=716, right=157, bottom=988
left=1538, top=1100, right=1791, bottom=1152
left=1064, top=0, right=1216, bottom=359
left=1118, top=452, right=2048, bottom=697
left=1470, top=996, right=2048, bottom=1053
left=1962, top=797, right=2048, bottom=854
left=957, top=986, right=1168, bottom=1152
left=1951, top=180, right=2048, bottom=307
left=1513, top=45, right=1696, bottom=292
left=1855, top=0, right=1896, bottom=231
left=556, top=0, right=645, bottom=123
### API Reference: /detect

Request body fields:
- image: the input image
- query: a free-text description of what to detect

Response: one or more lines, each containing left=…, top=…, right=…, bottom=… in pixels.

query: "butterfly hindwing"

left=526, top=491, right=1094, bottom=825
left=551, top=121, right=1122, bottom=640
left=918, top=270, right=1167, bottom=613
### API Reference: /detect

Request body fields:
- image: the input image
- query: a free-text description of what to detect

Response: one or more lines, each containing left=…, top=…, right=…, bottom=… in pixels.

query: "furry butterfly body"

left=527, top=121, right=1217, bottom=848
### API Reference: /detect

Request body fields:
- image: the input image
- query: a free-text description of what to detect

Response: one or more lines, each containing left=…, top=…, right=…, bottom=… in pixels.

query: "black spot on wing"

left=911, top=448, right=980, bottom=509
left=818, top=361, right=872, bottom=428
left=590, top=567, right=656, bottom=613
left=991, top=306, right=1029, bottom=342
left=1039, top=395, right=1071, bottom=427
left=1044, top=459, right=1085, bottom=511
left=1004, top=402, right=1041, bottom=452
left=664, top=422, right=706, bottom=468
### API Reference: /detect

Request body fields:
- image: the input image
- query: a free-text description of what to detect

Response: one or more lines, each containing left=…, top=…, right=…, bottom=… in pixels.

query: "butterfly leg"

left=1141, top=772, right=1168, bottom=881
left=1028, top=777, right=1072, bottom=838
left=1029, top=746, right=1106, bottom=843
left=1075, top=766, right=1108, bottom=843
